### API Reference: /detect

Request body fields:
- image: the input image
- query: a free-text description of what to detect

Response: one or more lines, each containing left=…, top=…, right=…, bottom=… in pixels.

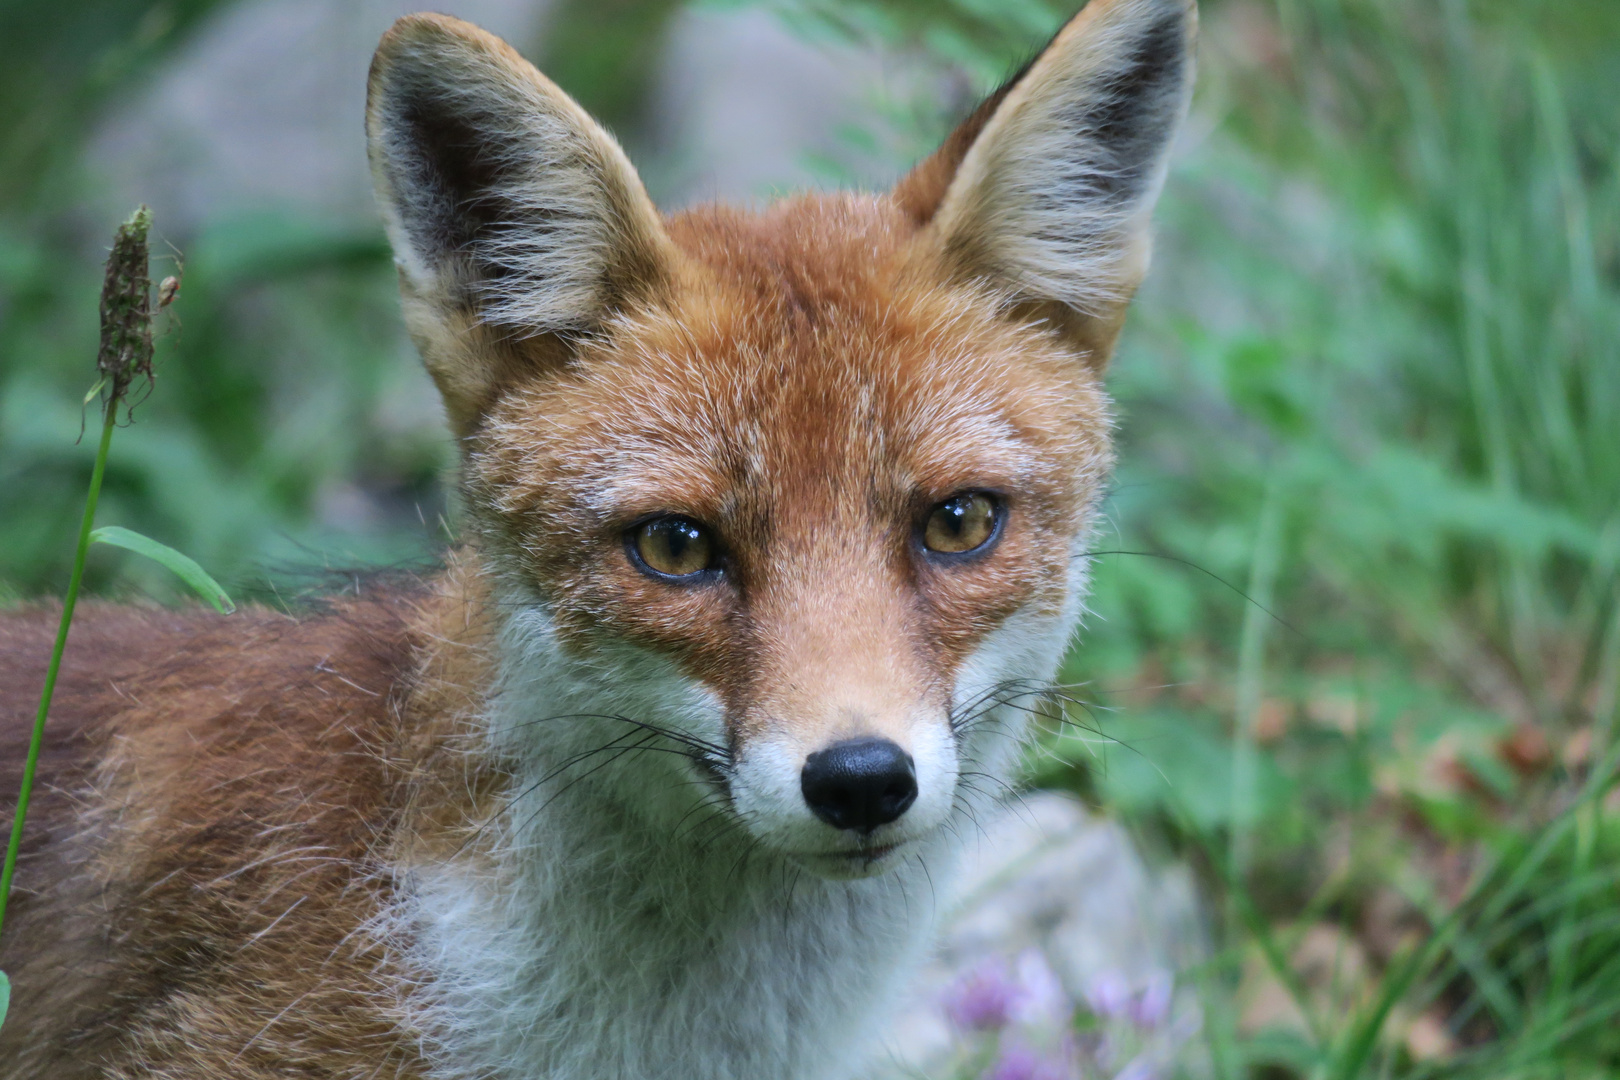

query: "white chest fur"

left=397, top=796, right=958, bottom=1080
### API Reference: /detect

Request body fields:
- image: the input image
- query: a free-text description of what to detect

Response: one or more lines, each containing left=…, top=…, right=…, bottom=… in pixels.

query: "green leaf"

left=0, top=969, right=9, bottom=1033
left=90, top=526, right=235, bottom=614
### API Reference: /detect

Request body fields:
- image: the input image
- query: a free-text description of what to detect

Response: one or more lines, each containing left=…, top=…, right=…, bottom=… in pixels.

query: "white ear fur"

left=366, top=14, right=673, bottom=334
left=928, top=0, right=1196, bottom=326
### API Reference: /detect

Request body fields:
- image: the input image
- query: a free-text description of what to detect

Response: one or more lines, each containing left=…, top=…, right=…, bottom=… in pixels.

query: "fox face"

left=367, top=0, right=1194, bottom=879
left=469, top=203, right=1115, bottom=878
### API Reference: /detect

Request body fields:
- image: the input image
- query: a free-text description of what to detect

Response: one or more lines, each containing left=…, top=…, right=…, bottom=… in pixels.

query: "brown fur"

left=0, top=594, right=437, bottom=1078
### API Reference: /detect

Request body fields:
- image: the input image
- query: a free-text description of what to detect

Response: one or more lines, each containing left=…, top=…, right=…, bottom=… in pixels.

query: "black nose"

left=800, top=737, right=918, bottom=832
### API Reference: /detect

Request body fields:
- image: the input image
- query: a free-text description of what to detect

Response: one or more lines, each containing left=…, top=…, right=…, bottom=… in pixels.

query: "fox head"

left=367, top=0, right=1194, bottom=880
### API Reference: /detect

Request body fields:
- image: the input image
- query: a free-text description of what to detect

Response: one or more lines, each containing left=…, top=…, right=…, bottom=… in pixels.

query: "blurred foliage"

left=0, top=0, right=448, bottom=604
left=0, top=0, right=237, bottom=207
left=0, top=210, right=444, bottom=605
left=537, top=0, right=687, bottom=139
left=1, top=0, right=1617, bottom=1074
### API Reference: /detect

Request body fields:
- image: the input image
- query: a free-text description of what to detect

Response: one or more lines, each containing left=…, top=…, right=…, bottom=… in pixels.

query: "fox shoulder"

left=0, top=592, right=444, bottom=1078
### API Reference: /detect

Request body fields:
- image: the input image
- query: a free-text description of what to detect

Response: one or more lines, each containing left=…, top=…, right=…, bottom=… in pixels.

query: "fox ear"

left=898, top=0, right=1196, bottom=367
left=367, top=14, right=675, bottom=431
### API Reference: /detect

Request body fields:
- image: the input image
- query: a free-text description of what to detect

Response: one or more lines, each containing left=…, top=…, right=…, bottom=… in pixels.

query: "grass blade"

left=90, top=526, right=235, bottom=614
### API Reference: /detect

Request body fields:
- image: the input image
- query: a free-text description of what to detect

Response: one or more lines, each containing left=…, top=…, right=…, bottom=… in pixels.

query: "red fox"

left=0, top=1, right=1194, bottom=1076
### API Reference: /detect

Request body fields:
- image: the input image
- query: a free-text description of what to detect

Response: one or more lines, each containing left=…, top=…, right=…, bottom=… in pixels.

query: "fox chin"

left=0, top=2, right=1196, bottom=1077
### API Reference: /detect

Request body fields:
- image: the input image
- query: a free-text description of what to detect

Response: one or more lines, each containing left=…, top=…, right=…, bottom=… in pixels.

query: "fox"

left=0, top=1, right=1195, bottom=1077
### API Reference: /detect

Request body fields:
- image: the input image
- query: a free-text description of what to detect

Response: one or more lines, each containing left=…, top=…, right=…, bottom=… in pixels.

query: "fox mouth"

left=790, top=840, right=904, bottom=879
left=844, top=842, right=898, bottom=861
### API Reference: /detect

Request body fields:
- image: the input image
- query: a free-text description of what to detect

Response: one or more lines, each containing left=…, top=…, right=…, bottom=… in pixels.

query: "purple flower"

left=1082, top=970, right=1133, bottom=1021
left=1009, top=950, right=1071, bottom=1027
left=984, top=1045, right=1071, bottom=1080
left=1082, top=968, right=1176, bottom=1029
left=1127, top=969, right=1173, bottom=1030
left=944, top=951, right=1073, bottom=1033
left=944, top=958, right=1022, bottom=1032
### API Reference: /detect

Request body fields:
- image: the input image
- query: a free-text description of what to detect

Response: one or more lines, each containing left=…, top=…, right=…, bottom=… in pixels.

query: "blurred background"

left=1, top=0, right=1617, bottom=1075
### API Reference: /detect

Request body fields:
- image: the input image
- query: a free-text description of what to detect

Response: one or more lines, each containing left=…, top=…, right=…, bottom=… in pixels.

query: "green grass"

left=1051, top=0, right=1619, bottom=1073
left=0, top=210, right=450, bottom=606
left=0, top=205, right=237, bottom=1036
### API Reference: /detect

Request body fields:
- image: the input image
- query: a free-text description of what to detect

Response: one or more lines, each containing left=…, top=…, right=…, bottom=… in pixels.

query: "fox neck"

left=402, top=824, right=955, bottom=1080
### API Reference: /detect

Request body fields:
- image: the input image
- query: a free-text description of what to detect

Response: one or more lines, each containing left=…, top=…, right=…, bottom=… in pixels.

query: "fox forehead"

left=477, top=195, right=1112, bottom=549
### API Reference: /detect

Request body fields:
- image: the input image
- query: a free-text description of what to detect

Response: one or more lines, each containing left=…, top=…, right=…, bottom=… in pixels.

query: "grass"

left=1047, top=0, right=1620, bottom=1073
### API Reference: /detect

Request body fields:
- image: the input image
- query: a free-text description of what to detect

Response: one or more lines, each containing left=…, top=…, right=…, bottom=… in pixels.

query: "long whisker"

left=1075, top=548, right=1299, bottom=635
left=508, top=711, right=728, bottom=758
left=448, top=709, right=736, bottom=857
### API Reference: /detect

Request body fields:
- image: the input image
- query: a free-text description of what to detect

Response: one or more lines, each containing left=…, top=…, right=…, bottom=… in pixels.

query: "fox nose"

left=800, top=737, right=918, bottom=832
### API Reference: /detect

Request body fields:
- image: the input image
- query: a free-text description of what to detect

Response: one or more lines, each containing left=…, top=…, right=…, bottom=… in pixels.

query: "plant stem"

left=0, top=400, right=117, bottom=934
left=1229, top=470, right=1282, bottom=892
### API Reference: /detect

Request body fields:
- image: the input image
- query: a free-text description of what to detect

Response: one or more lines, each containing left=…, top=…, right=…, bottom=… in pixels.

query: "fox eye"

left=922, top=492, right=1002, bottom=557
left=629, top=516, right=716, bottom=580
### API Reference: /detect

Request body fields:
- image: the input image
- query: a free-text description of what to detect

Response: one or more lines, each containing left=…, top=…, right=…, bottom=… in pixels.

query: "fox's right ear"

left=367, top=14, right=675, bottom=434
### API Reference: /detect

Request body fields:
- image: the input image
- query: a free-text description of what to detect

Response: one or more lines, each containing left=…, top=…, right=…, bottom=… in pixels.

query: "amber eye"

left=922, top=492, right=1001, bottom=556
left=629, top=516, right=715, bottom=579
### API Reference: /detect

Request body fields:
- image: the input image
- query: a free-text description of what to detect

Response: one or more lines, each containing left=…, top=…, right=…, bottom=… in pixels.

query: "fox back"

left=0, top=2, right=1195, bottom=1077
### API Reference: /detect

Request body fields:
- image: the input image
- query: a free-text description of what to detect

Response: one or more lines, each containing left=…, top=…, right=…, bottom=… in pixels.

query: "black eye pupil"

left=665, top=521, right=697, bottom=557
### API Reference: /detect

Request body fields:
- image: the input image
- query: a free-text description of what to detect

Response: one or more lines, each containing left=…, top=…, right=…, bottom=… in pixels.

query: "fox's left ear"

left=896, top=0, right=1196, bottom=367
left=367, top=14, right=676, bottom=434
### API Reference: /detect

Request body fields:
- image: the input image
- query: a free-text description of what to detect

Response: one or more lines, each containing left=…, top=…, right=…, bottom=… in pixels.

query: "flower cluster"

left=939, top=952, right=1187, bottom=1080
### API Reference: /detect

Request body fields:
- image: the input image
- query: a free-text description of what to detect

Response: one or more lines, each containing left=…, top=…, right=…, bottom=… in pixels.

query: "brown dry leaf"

left=1360, top=887, right=1425, bottom=964
left=1562, top=726, right=1593, bottom=769
left=1238, top=923, right=1374, bottom=1036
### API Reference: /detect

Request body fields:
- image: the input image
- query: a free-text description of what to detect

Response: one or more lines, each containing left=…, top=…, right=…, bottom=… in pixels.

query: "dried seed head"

left=98, top=206, right=155, bottom=406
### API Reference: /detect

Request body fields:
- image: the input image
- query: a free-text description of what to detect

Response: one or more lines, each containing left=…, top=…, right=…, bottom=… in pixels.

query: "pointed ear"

left=366, top=14, right=676, bottom=432
left=899, top=0, right=1196, bottom=367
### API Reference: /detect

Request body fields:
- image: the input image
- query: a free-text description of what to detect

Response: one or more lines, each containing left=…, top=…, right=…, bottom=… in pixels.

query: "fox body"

left=0, top=2, right=1195, bottom=1077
